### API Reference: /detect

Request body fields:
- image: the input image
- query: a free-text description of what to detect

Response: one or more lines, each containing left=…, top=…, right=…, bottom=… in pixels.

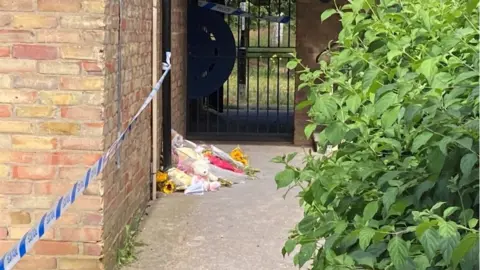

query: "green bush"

left=275, top=0, right=479, bottom=269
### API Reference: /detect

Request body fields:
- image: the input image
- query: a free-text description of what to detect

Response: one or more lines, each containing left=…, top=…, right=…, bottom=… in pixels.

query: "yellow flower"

left=230, top=146, right=248, bottom=165
left=156, top=171, right=168, bottom=183
left=162, top=180, right=176, bottom=194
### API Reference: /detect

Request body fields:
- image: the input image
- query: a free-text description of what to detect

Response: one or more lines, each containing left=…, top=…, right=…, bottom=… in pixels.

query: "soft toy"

left=190, top=160, right=220, bottom=192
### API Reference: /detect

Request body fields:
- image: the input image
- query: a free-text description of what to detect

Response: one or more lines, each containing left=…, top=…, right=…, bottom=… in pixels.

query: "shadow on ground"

left=123, top=145, right=306, bottom=270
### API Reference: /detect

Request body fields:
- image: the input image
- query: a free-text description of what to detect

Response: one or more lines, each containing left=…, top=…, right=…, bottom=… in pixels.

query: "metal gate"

left=186, top=0, right=296, bottom=141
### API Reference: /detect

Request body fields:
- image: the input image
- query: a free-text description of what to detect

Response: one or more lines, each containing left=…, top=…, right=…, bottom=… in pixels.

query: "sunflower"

left=156, top=171, right=168, bottom=183
left=162, top=180, right=176, bottom=194
left=230, top=146, right=249, bottom=166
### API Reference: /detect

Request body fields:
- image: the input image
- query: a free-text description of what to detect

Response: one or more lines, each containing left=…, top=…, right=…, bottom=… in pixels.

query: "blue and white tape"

left=198, top=0, right=290, bottom=24
left=0, top=53, right=172, bottom=270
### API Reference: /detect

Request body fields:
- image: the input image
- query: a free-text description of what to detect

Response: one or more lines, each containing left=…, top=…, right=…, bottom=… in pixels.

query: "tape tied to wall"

left=0, top=52, right=172, bottom=270
left=198, top=0, right=291, bottom=23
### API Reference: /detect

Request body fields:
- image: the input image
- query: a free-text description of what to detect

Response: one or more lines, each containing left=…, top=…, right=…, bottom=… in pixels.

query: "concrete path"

left=124, top=145, right=306, bottom=270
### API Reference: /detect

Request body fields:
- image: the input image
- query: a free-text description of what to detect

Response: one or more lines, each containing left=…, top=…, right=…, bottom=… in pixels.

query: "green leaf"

left=388, top=236, right=409, bottom=269
left=363, top=67, right=380, bottom=91
left=298, top=216, right=316, bottom=235
left=375, top=92, right=397, bottom=116
left=324, top=122, right=347, bottom=145
left=438, top=136, right=453, bottom=155
left=413, top=255, right=431, bottom=270
left=411, top=131, right=433, bottom=153
left=431, top=72, right=453, bottom=89
left=441, top=234, right=460, bottom=263
left=460, top=153, right=478, bottom=176
left=431, top=202, right=446, bottom=212
left=275, top=169, right=295, bottom=189
left=284, top=239, right=297, bottom=254
left=359, top=227, right=376, bottom=250
left=304, top=123, right=317, bottom=139
left=415, top=220, right=436, bottom=238
left=298, top=242, right=316, bottom=267
left=453, top=71, right=479, bottom=84
left=295, top=99, right=313, bottom=110
left=419, top=228, right=440, bottom=260
left=382, top=187, right=398, bottom=212
left=468, top=218, right=478, bottom=229
left=378, top=171, right=401, bottom=187
left=466, top=0, right=480, bottom=13
left=438, top=221, right=458, bottom=238
left=363, top=201, right=379, bottom=220
left=350, top=250, right=375, bottom=268
left=452, top=233, right=479, bottom=268
left=286, top=152, right=298, bottom=163
left=335, top=220, right=348, bottom=235
left=417, top=57, right=439, bottom=84
left=286, top=60, right=298, bottom=70
left=457, top=137, right=473, bottom=150
left=387, top=49, right=402, bottom=61
left=346, top=94, right=361, bottom=113
left=443, top=207, right=460, bottom=218
left=321, top=8, right=337, bottom=22
left=381, top=106, right=401, bottom=128
left=315, top=96, right=337, bottom=120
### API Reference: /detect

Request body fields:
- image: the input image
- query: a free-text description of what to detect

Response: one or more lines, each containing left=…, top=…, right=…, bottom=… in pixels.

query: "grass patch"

left=116, top=211, right=146, bottom=268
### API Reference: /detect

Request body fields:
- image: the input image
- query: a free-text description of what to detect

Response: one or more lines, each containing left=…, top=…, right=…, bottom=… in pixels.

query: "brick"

left=70, top=196, right=102, bottom=211
left=38, top=61, right=80, bottom=75
left=60, top=77, right=103, bottom=90
left=38, top=0, right=82, bottom=12
left=61, top=107, right=103, bottom=120
left=0, top=240, right=16, bottom=254
left=0, top=46, right=9, bottom=57
left=10, top=152, right=55, bottom=164
left=13, top=166, right=56, bottom=180
left=39, top=122, right=81, bottom=135
left=38, top=91, right=78, bottom=105
left=13, top=75, right=58, bottom=89
left=82, top=30, right=104, bottom=43
left=34, top=182, right=71, bottom=195
left=33, top=241, right=79, bottom=255
left=82, top=213, right=103, bottom=226
left=0, top=182, right=32, bottom=195
left=0, top=90, right=36, bottom=103
left=54, top=152, right=101, bottom=166
left=81, top=122, right=104, bottom=136
left=0, top=74, right=11, bottom=88
left=37, top=30, right=81, bottom=43
left=0, top=105, right=11, bottom=117
left=81, top=61, right=103, bottom=74
left=83, top=243, right=102, bottom=256
left=11, top=196, right=53, bottom=209
left=57, top=228, right=102, bottom=242
left=15, top=105, right=55, bottom=118
left=9, top=227, right=53, bottom=240
left=60, top=15, right=105, bottom=29
left=0, top=227, right=7, bottom=239
left=12, top=15, right=57, bottom=29
left=60, top=137, right=103, bottom=151
left=13, top=44, right=57, bottom=60
left=0, top=121, right=34, bottom=134
left=14, top=256, right=57, bottom=269
left=0, top=14, right=11, bottom=27
left=60, top=45, right=99, bottom=60
left=58, top=167, right=89, bottom=182
left=58, top=258, right=101, bottom=269
left=0, top=30, right=35, bottom=43
left=0, top=134, right=11, bottom=148
left=0, top=164, right=8, bottom=178
left=12, top=135, right=57, bottom=150
left=0, top=0, right=34, bottom=11
left=9, top=211, right=31, bottom=225
left=82, top=1, right=105, bottom=13
left=0, top=59, right=36, bottom=73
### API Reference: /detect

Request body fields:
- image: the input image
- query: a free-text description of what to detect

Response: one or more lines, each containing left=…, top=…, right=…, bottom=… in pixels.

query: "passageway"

left=124, top=145, right=304, bottom=270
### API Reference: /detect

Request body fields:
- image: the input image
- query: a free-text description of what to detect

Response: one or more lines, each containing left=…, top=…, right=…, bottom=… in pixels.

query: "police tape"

left=0, top=52, right=172, bottom=270
left=198, top=0, right=290, bottom=23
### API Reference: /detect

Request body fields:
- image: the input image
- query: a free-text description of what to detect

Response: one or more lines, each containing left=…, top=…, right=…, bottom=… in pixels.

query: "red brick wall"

left=294, top=0, right=344, bottom=145
left=171, top=0, right=187, bottom=135
left=101, top=0, right=156, bottom=268
left=0, top=0, right=106, bottom=268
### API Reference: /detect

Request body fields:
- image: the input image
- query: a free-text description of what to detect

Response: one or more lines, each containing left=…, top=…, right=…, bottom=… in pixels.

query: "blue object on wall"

left=187, top=5, right=236, bottom=98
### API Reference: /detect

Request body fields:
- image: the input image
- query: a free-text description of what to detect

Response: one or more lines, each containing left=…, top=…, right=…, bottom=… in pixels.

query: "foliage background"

left=275, top=0, right=480, bottom=269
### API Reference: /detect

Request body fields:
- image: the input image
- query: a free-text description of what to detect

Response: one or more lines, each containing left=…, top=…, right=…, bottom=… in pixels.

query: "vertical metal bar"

left=266, top=58, right=270, bottom=133
left=116, top=0, right=123, bottom=169
left=236, top=10, right=241, bottom=133
left=256, top=57, right=260, bottom=133
left=162, top=0, right=172, bottom=169
left=267, top=0, right=271, bottom=47
left=277, top=0, right=281, bottom=48
left=286, top=58, right=290, bottom=121
left=276, top=54, right=280, bottom=133
left=287, top=0, right=291, bottom=47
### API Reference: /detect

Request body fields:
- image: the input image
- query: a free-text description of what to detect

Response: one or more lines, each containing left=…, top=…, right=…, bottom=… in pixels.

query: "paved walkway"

left=124, top=145, right=305, bottom=270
